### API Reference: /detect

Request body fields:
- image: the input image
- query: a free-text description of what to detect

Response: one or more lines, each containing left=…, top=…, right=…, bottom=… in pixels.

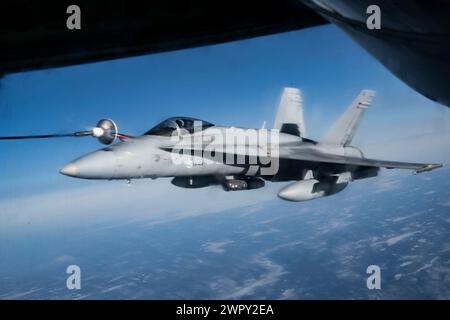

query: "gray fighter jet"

left=0, top=88, right=443, bottom=201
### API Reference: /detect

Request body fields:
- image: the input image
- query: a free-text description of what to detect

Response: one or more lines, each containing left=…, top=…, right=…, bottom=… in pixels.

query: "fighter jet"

left=0, top=88, right=443, bottom=201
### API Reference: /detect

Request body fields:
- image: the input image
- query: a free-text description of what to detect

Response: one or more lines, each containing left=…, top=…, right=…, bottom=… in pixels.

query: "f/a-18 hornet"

left=0, top=88, right=442, bottom=201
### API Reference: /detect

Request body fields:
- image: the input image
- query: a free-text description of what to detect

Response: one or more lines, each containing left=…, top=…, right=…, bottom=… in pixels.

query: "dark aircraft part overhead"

left=0, top=0, right=327, bottom=74
left=301, top=0, right=450, bottom=107
left=2, top=1, right=449, bottom=108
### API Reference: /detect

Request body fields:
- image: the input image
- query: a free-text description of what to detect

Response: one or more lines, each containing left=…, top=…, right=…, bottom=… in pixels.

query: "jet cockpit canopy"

left=144, top=117, right=214, bottom=136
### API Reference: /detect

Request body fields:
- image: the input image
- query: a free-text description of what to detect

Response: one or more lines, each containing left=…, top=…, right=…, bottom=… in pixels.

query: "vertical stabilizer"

left=273, top=87, right=305, bottom=137
left=320, top=90, right=375, bottom=146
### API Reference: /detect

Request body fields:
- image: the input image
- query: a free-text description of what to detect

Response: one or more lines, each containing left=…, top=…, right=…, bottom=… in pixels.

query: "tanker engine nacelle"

left=277, top=178, right=348, bottom=202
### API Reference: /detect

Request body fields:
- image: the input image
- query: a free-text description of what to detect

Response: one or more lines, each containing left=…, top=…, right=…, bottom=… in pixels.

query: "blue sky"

left=1, top=24, right=449, bottom=201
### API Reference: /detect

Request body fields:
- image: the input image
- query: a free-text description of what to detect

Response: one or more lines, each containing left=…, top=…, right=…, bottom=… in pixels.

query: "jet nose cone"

left=59, top=150, right=118, bottom=179
left=60, top=163, right=78, bottom=177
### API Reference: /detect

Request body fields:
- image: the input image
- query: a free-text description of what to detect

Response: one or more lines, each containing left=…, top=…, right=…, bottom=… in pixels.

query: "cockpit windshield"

left=144, top=117, right=214, bottom=136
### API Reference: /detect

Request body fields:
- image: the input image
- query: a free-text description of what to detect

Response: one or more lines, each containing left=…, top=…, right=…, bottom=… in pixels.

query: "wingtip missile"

left=413, top=164, right=444, bottom=174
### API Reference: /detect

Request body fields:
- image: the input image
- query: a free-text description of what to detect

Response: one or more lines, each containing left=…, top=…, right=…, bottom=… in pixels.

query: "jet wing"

left=160, top=143, right=443, bottom=174
left=281, top=146, right=443, bottom=174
